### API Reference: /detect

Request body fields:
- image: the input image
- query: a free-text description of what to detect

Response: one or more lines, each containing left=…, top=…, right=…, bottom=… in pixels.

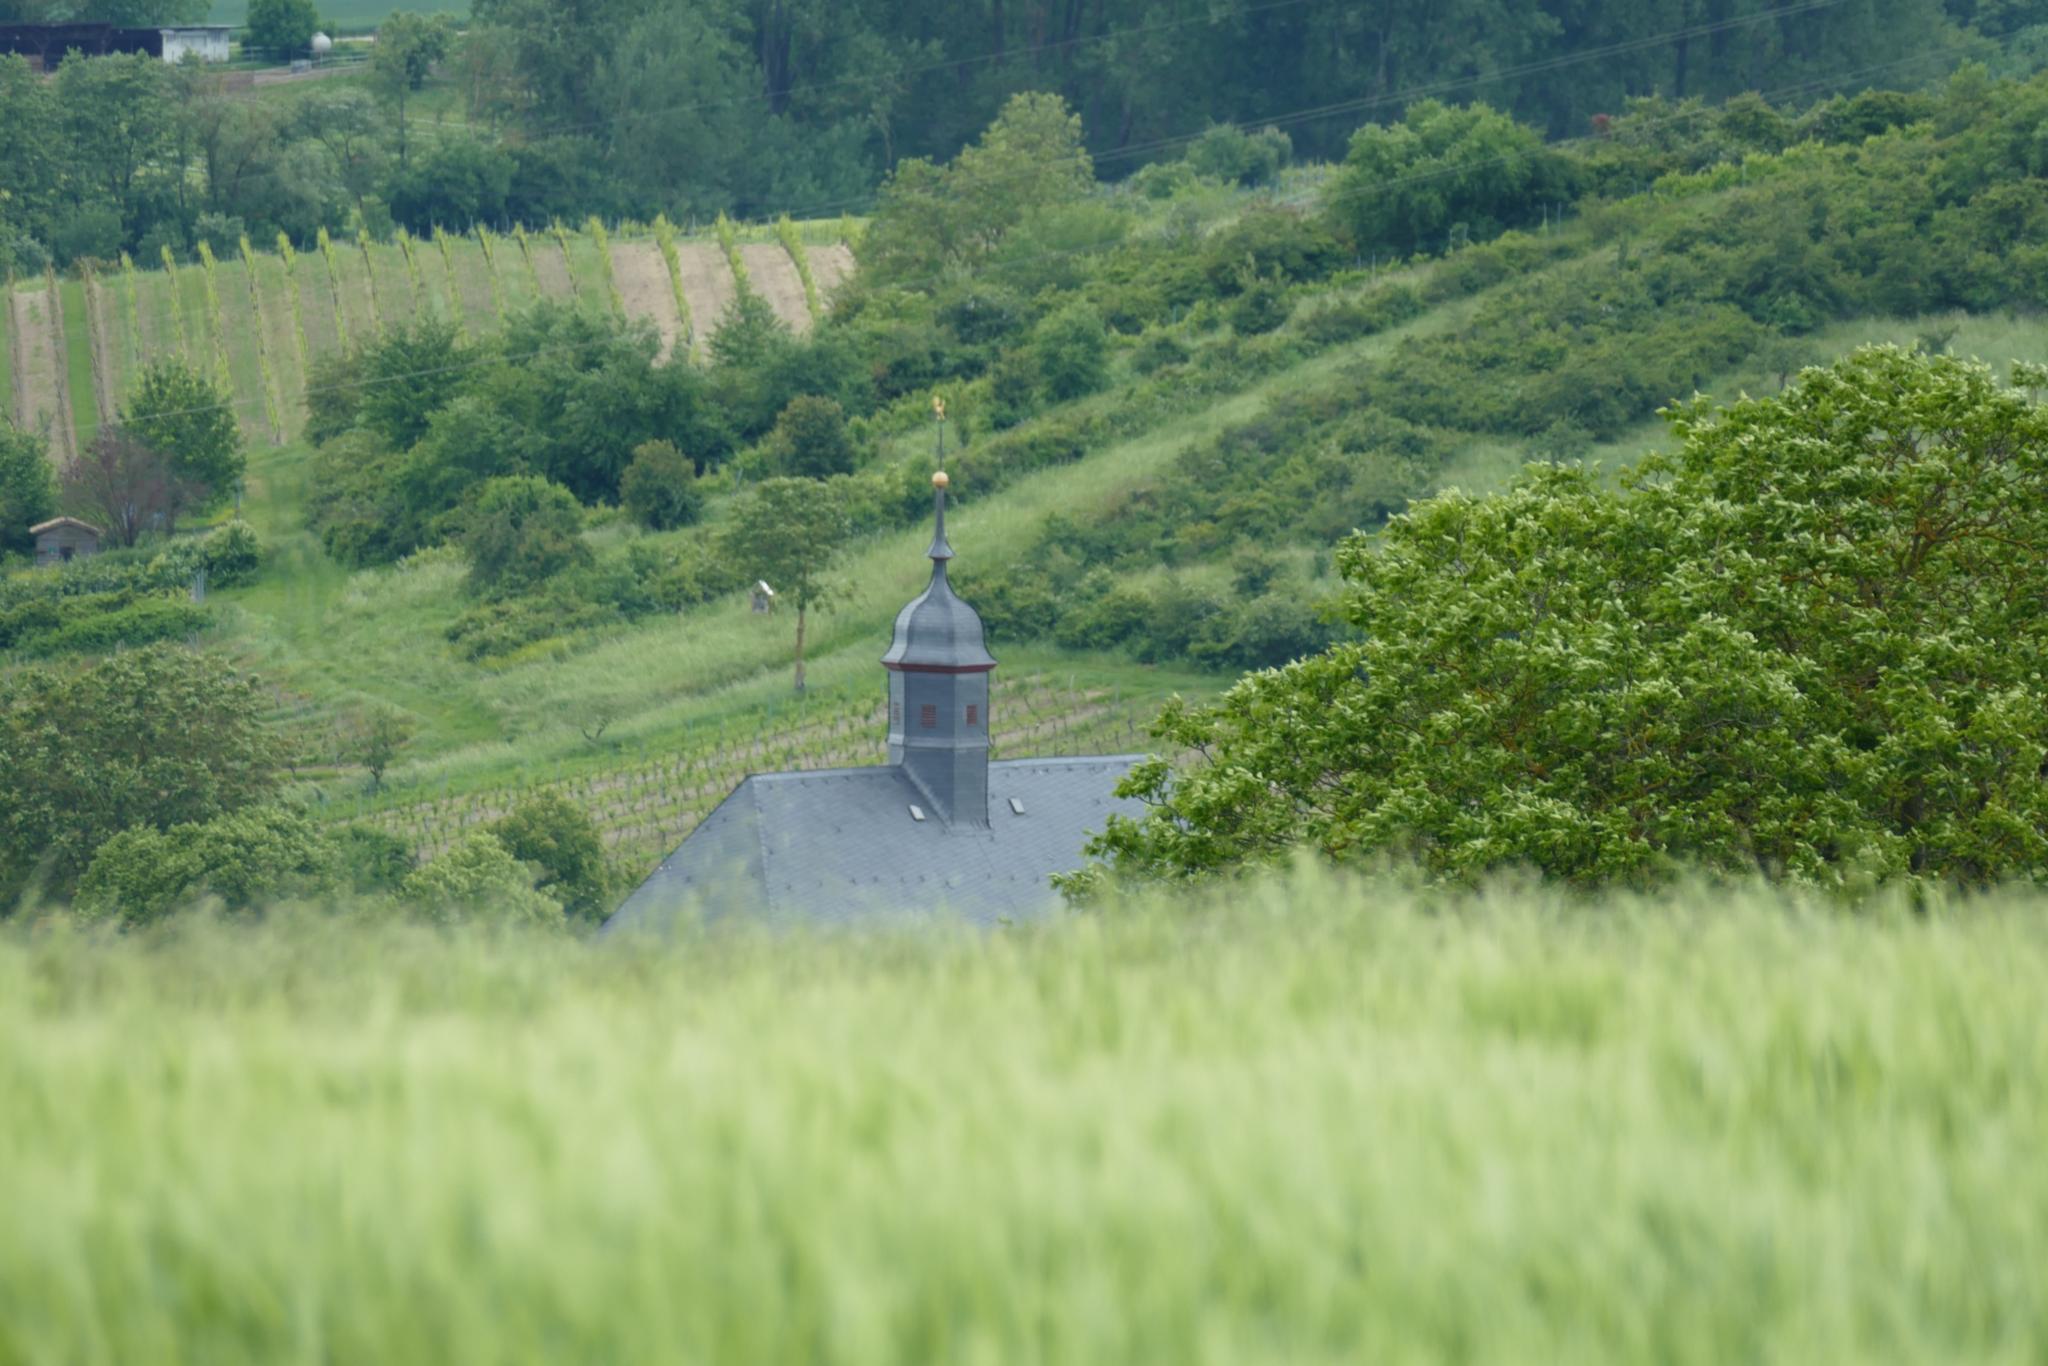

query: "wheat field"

left=4, top=867, right=2045, bottom=1363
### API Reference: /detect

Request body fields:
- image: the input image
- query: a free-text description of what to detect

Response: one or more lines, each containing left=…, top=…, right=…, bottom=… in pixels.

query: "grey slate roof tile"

left=602, top=755, right=1145, bottom=933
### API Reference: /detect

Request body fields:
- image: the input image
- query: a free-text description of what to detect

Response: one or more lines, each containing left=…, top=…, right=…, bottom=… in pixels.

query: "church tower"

left=883, top=470, right=995, bottom=828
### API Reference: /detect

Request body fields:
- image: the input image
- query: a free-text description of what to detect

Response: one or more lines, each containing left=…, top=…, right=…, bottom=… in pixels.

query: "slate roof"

left=602, top=755, right=1146, bottom=933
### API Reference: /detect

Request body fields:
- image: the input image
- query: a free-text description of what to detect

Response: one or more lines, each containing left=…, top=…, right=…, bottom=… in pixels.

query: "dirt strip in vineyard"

left=809, top=243, right=857, bottom=296
left=672, top=243, right=738, bottom=340
left=738, top=243, right=814, bottom=335
left=609, top=240, right=685, bottom=361
left=9, top=283, right=76, bottom=461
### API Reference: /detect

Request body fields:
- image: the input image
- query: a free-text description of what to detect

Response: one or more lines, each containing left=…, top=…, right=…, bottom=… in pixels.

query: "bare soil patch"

left=9, top=284, right=76, bottom=461
left=610, top=240, right=684, bottom=361
left=810, top=243, right=857, bottom=301
left=739, top=243, right=814, bottom=335
left=530, top=237, right=574, bottom=300
left=673, top=244, right=738, bottom=349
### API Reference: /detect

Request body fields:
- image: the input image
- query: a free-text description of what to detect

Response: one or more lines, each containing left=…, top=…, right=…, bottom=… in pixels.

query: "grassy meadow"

left=4, top=866, right=2046, bottom=1362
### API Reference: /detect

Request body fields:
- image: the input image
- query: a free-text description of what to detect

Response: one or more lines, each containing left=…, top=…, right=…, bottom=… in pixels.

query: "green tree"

left=0, top=646, right=283, bottom=905
left=0, top=421, right=56, bottom=559
left=400, top=830, right=563, bottom=926
left=1069, top=348, right=2048, bottom=897
left=619, top=440, right=702, bottom=530
left=1029, top=303, right=1109, bottom=402
left=76, top=805, right=336, bottom=925
left=460, top=475, right=589, bottom=598
left=120, top=359, right=244, bottom=523
left=491, top=791, right=608, bottom=923
left=245, top=0, right=319, bottom=55
left=369, top=11, right=455, bottom=168
left=764, top=395, right=857, bottom=479
left=718, top=476, right=852, bottom=692
left=862, top=92, right=1093, bottom=285
left=1326, top=100, right=1575, bottom=257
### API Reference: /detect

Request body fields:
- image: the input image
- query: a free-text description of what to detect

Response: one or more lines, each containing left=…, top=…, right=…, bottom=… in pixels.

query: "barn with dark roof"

left=604, top=472, right=1143, bottom=932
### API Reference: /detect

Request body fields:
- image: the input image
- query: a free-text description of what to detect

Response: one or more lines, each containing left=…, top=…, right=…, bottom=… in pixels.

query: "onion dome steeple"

left=883, top=469, right=994, bottom=828
left=882, top=470, right=996, bottom=673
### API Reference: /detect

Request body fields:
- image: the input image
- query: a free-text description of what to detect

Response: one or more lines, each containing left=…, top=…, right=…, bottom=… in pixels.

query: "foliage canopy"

left=1071, top=348, right=2048, bottom=895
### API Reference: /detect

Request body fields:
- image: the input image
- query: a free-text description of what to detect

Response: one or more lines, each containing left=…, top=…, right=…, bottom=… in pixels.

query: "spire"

left=928, top=470, right=954, bottom=565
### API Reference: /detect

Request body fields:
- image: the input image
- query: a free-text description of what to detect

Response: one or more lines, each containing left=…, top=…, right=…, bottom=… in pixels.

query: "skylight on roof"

left=1008, top=797, right=1025, bottom=815
left=909, top=804, right=926, bottom=822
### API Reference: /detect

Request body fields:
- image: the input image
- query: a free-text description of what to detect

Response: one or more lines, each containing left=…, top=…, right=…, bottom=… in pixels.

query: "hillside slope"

left=2, top=222, right=853, bottom=461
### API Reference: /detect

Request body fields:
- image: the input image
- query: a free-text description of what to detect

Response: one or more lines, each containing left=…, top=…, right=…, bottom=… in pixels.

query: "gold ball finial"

left=932, top=470, right=950, bottom=490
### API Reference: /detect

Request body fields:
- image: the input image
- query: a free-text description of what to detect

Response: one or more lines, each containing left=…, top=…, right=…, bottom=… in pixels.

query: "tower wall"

left=888, top=666, right=990, bottom=828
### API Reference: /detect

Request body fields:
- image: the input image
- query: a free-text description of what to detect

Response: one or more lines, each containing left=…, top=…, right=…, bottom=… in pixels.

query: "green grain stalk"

left=473, top=226, right=506, bottom=323
left=77, top=262, right=114, bottom=427
left=715, top=212, right=750, bottom=295
left=513, top=223, right=543, bottom=295
left=550, top=220, right=578, bottom=297
left=316, top=228, right=348, bottom=350
left=776, top=215, right=822, bottom=321
left=118, top=252, right=142, bottom=362
left=238, top=235, right=284, bottom=444
left=587, top=216, right=624, bottom=317
left=652, top=214, right=694, bottom=358
left=159, top=244, right=192, bottom=360
left=276, top=233, right=309, bottom=376
left=395, top=228, right=427, bottom=313
left=356, top=228, right=382, bottom=332
left=194, top=240, right=236, bottom=400
left=433, top=227, right=468, bottom=341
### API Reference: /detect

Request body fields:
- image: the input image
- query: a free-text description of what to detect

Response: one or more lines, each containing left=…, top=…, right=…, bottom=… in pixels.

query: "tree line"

left=8, top=0, right=2048, bottom=273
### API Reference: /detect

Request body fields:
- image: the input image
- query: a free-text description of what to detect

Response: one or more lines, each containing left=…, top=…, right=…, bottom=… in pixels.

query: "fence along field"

left=1, top=220, right=852, bottom=462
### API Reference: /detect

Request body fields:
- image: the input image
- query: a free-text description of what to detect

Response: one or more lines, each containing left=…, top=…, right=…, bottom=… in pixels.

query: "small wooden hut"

left=31, top=517, right=102, bottom=568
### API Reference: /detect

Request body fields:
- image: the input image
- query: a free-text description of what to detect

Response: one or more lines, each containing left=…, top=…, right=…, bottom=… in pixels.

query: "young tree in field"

left=1066, top=348, right=2048, bottom=898
left=0, top=645, right=283, bottom=904
left=719, top=476, right=852, bottom=692
left=763, top=395, right=856, bottom=479
left=370, top=12, right=455, bottom=168
left=351, top=706, right=416, bottom=791
left=60, top=426, right=175, bottom=547
left=245, top=0, right=320, bottom=56
left=120, top=359, right=243, bottom=523
left=0, top=421, right=56, bottom=559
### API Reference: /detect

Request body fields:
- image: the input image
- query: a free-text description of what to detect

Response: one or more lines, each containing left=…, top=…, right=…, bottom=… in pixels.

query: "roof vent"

left=1008, top=797, right=1026, bottom=815
left=909, top=804, right=926, bottom=822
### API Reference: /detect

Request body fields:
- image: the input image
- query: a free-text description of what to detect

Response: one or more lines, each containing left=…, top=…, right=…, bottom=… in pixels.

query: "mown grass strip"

left=275, top=233, right=310, bottom=378
left=239, top=236, right=284, bottom=444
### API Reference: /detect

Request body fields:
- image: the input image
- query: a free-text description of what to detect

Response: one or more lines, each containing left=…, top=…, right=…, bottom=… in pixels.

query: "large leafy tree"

left=1071, top=348, right=2048, bottom=896
left=0, top=647, right=284, bottom=905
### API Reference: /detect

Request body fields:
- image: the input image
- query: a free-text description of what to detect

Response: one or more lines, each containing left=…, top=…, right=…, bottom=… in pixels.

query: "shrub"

left=0, top=422, right=55, bottom=560
left=1227, top=279, right=1291, bottom=335
left=1184, top=124, right=1291, bottom=187
left=764, top=396, right=858, bottom=480
left=1326, top=100, right=1575, bottom=257
left=460, top=476, right=590, bottom=598
left=1029, top=304, right=1109, bottom=403
left=400, top=831, right=563, bottom=927
left=0, top=646, right=282, bottom=903
left=491, top=792, right=609, bottom=923
left=620, top=440, right=703, bottom=530
left=76, top=806, right=335, bottom=925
